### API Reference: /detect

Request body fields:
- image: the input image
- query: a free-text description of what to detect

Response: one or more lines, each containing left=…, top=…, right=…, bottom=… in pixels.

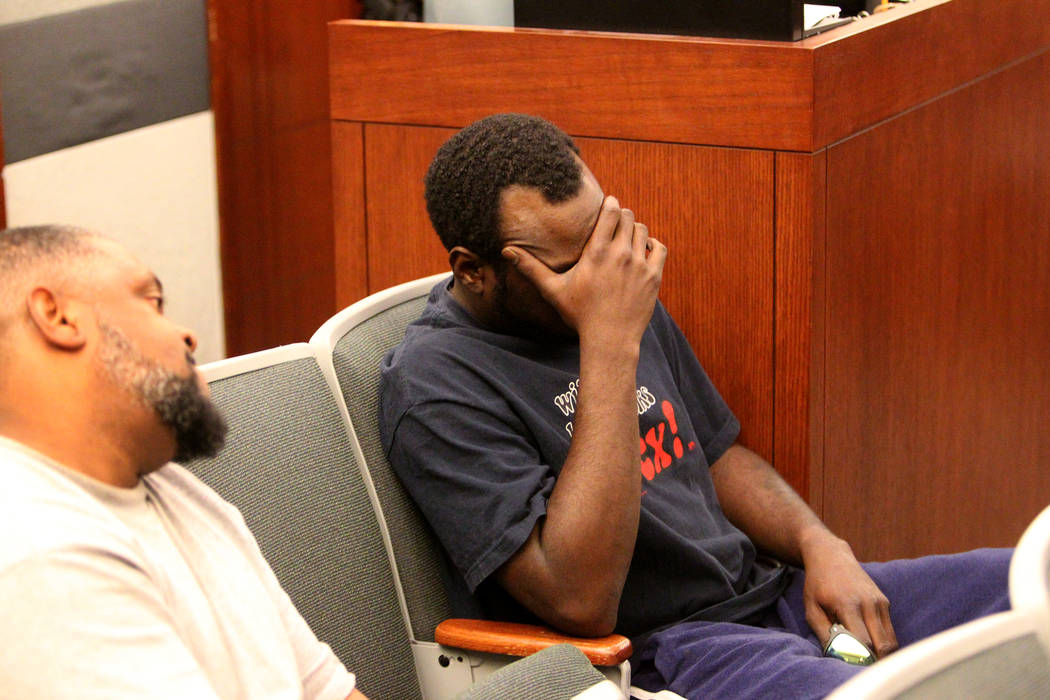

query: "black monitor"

left=514, top=1, right=881, bottom=41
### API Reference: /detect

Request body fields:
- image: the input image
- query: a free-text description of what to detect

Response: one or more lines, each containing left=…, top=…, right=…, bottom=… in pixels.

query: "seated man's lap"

left=774, top=548, right=1012, bottom=647
left=635, top=548, right=1011, bottom=699
left=636, top=620, right=861, bottom=700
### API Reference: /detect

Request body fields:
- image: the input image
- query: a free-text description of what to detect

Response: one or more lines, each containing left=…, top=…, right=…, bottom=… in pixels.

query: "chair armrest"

left=435, top=618, right=633, bottom=666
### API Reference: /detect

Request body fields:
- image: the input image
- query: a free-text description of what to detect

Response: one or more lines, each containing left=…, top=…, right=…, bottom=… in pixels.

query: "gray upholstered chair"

left=310, top=273, right=635, bottom=698
left=187, top=344, right=421, bottom=699
left=456, top=644, right=624, bottom=700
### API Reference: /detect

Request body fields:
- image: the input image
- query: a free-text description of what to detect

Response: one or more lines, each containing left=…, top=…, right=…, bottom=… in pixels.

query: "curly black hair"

left=424, top=113, right=582, bottom=262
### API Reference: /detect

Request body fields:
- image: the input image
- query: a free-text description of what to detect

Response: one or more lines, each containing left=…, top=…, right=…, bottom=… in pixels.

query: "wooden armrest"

left=434, top=618, right=633, bottom=666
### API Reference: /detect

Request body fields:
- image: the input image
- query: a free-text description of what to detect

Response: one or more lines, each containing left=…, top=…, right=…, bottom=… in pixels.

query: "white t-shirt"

left=0, top=436, right=356, bottom=700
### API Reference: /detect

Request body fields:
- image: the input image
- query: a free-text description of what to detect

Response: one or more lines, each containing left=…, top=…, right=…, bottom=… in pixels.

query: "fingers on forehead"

left=593, top=195, right=622, bottom=234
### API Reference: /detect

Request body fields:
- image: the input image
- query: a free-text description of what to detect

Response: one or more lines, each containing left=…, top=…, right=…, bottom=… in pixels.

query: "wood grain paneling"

left=330, top=21, right=814, bottom=151
left=209, top=0, right=359, bottom=355
left=824, top=53, right=1050, bottom=560
left=813, top=0, right=1050, bottom=147
left=774, top=151, right=827, bottom=507
left=332, top=4, right=1050, bottom=556
left=331, top=0, right=1050, bottom=153
left=362, top=124, right=452, bottom=293
left=332, top=121, right=369, bottom=307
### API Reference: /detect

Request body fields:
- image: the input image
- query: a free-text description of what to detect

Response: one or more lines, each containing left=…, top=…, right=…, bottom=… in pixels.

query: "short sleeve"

left=389, top=399, right=555, bottom=591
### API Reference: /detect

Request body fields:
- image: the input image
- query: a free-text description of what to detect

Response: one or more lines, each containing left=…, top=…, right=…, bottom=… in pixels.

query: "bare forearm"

left=711, top=446, right=898, bottom=655
left=546, top=342, right=642, bottom=597
left=499, top=341, right=642, bottom=635
left=709, top=444, right=838, bottom=566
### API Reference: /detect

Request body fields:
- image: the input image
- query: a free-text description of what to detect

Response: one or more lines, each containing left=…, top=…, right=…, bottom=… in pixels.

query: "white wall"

left=0, top=0, right=127, bottom=24
left=4, top=112, right=226, bottom=364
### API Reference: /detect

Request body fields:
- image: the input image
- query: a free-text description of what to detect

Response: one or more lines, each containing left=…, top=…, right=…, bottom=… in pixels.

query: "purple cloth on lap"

left=632, top=548, right=1011, bottom=700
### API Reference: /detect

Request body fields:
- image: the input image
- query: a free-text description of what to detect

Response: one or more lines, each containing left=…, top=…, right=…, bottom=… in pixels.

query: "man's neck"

left=0, top=416, right=164, bottom=488
left=447, top=278, right=484, bottom=322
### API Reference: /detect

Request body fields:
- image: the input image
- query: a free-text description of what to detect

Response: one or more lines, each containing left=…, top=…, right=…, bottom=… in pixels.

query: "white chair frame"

left=1009, top=504, right=1050, bottom=657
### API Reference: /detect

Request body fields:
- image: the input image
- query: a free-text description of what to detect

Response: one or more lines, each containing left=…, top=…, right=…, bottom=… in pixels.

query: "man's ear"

left=26, top=287, right=89, bottom=351
left=449, top=246, right=490, bottom=294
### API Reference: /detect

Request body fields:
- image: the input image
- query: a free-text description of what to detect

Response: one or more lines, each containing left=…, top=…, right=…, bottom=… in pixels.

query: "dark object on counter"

left=363, top=0, right=422, bottom=22
left=515, top=0, right=881, bottom=41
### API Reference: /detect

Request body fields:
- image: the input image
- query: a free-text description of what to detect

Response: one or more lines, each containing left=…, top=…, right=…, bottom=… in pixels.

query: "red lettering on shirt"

left=640, top=437, right=655, bottom=480
left=663, top=400, right=685, bottom=459
left=645, top=423, right=671, bottom=473
left=639, top=399, right=697, bottom=482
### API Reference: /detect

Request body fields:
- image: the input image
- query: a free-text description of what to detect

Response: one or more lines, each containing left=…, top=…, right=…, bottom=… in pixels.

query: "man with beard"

left=378, top=114, right=1011, bottom=699
left=0, top=226, right=366, bottom=699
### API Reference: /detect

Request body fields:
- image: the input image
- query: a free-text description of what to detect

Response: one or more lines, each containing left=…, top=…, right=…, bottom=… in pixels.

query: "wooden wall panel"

left=811, top=0, right=1050, bottom=147
left=823, top=53, right=1050, bottom=560
left=209, top=0, right=359, bottom=355
left=332, top=121, right=368, bottom=307
left=361, top=124, right=776, bottom=462
left=363, top=124, right=452, bottom=293
left=330, top=21, right=814, bottom=151
left=774, top=151, right=827, bottom=508
left=331, top=0, right=1050, bottom=153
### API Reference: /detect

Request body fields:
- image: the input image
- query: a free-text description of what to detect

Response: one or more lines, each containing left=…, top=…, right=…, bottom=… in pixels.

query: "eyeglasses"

left=823, top=623, right=875, bottom=666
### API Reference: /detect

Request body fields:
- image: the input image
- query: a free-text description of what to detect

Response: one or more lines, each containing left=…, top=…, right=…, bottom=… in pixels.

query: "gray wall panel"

left=0, top=0, right=209, bottom=163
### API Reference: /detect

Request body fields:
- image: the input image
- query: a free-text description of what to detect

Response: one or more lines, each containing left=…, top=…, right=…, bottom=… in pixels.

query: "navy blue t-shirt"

left=379, top=278, right=786, bottom=645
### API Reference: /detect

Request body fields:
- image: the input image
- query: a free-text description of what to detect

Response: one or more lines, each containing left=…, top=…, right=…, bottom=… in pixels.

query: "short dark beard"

left=147, top=370, right=228, bottom=463
left=96, top=321, right=227, bottom=463
left=486, top=258, right=530, bottom=337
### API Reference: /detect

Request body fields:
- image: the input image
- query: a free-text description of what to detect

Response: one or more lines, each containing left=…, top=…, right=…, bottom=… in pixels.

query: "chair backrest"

left=1010, top=504, right=1050, bottom=657
left=455, top=644, right=624, bottom=700
left=186, top=344, right=422, bottom=700
left=311, top=272, right=452, bottom=644
left=824, top=610, right=1050, bottom=699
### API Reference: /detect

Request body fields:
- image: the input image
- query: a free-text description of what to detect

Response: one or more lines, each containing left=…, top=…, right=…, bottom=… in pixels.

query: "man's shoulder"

left=400, top=283, right=494, bottom=349
left=0, top=442, right=139, bottom=571
left=641, top=300, right=697, bottom=366
left=646, top=300, right=682, bottom=340
left=146, top=462, right=236, bottom=512
left=383, top=291, right=515, bottom=395
left=144, top=463, right=252, bottom=537
left=380, top=325, right=516, bottom=443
